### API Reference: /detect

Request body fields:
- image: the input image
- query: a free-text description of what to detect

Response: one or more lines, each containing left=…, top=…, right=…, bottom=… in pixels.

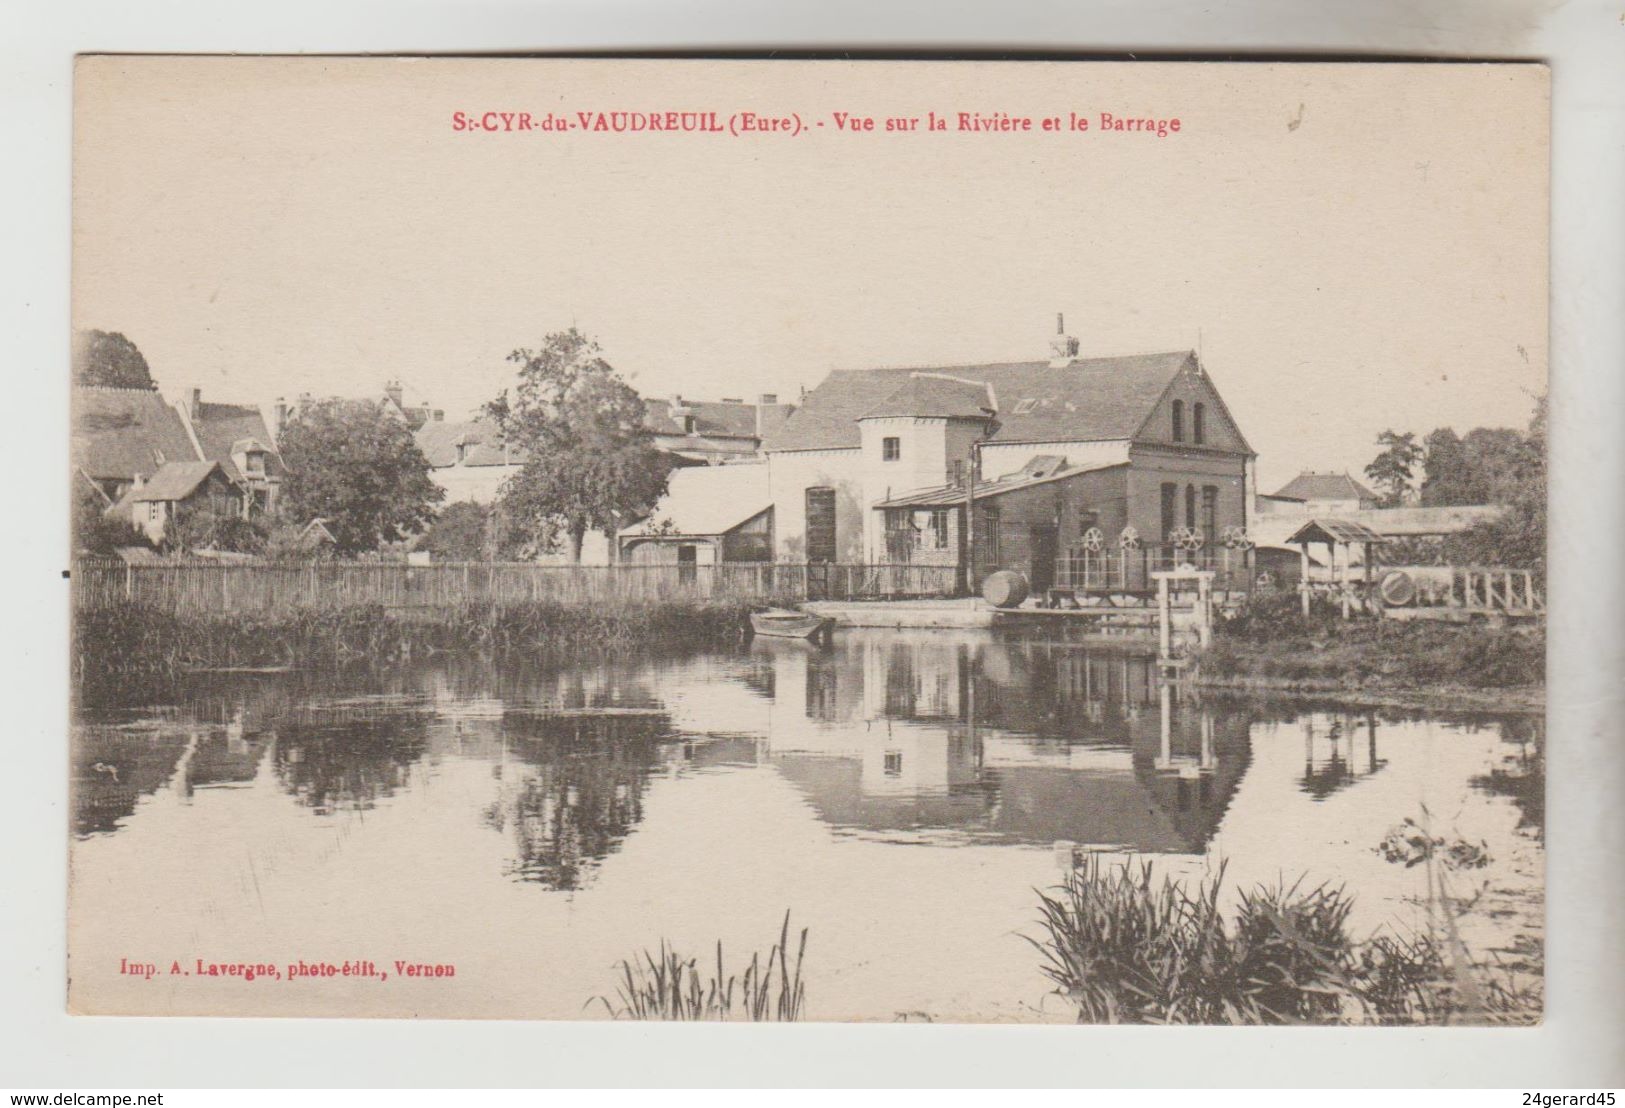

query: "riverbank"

left=1193, top=603, right=1545, bottom=713
left=73, top=599, right=752, bottom=689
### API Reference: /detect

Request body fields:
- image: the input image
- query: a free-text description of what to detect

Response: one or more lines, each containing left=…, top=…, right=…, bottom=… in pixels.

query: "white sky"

left=73, top=58, right=1548, bottom=492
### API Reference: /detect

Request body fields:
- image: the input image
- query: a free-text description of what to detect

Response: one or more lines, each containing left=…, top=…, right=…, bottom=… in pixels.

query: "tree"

left=486, top=329, right=674, bottom=562
left=72, top=482, right=149, bottom=555
left=1442, top=396, right=1547, bottom=577
left=73, top=330, right=157, bottom=390
left=164, top=503, right=267, bottom=554
left=277, top=398, right=444, bottom=555
left=1364, top=430, right=1423, bottom=507
left=422, top=501, right=497, bottom=562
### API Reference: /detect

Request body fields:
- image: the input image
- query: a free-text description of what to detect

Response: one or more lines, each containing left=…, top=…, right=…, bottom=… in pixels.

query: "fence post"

left=124, top=562, right=133, bottom=601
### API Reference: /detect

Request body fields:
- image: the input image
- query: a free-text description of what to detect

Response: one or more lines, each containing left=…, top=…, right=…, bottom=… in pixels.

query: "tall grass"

left=73, top=598, right=753, bottom=688
left=1030, top=856, right=1535, bottom=1025
left=594, top=912, right=808, bottom=1021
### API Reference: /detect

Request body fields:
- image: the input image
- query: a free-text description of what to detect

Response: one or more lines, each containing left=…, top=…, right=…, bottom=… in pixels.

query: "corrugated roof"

left=763, top=351, right=1196, bottom=452
left=619, top=465, right=772, bottom=538
left=1272, top=472, right=1375, bottom=502
left=73, top=387, right=199, bottom=481
left=1285, top=519, right=1392, bottom=545
left=874, top=459, right=1124, bottom=509
left=128, top=461, right=228, bottom=502
left=860, top=374, right=995, bottom=420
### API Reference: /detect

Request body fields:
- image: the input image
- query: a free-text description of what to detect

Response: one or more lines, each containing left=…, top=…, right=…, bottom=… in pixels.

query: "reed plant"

left=73, top=598, right=753, bottom=686
left=1030, top=855, right=1536, bottom=1025
left=594, top=911, right=808, bottom=1021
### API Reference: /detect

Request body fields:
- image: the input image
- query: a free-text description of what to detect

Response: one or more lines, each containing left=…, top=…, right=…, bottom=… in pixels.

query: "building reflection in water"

left=753, top=632, right=1251, bottom=854
left=1298, top=713, right=1386, bottom=800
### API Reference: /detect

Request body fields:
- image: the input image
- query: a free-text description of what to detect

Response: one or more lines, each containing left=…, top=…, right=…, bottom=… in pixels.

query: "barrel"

left=1378, top=569, right=1416, bottom=607
left=981, top=570, right=1029, bottom=609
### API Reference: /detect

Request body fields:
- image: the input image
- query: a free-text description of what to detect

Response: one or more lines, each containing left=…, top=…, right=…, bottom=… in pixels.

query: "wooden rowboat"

left=749, top=608, right=833, bottom=641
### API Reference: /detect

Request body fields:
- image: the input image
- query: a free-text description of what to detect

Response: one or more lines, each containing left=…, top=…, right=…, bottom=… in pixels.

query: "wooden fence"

left=1056, top=544, right=1256, bottom=597
left=70, top=560, right=961, bottom=614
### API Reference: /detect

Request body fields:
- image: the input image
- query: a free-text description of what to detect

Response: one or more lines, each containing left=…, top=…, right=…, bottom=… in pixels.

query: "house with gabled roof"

left=761, top=320, right=1257, bottom=590
left=109, top=460, right=244, bottom=543
left=1260, top=470, right=1379, bottom=515
left=175, top=387, right=286, bottom=515
left=72, top=386, right=200, bottom=504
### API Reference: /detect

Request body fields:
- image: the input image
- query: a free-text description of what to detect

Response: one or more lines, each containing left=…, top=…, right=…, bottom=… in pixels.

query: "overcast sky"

left=73, top=58, right=1547, bottom=492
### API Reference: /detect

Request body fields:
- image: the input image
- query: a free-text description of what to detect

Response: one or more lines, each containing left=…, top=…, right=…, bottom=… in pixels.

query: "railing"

left=69, top=559, right=960, bottom=614
left=1055, top=544, right=1255, bottom=596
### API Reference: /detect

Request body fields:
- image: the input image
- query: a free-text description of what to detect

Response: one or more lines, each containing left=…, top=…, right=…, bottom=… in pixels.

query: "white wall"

left=429, top=463, right=521, bottom=506
left=766, top=448, right=865, bottom=561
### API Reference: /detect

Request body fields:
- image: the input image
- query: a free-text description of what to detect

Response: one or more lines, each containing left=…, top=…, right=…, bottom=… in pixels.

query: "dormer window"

left=1172, top=400, right=1185, bottom=443
left=243, top=450, right=265, bottom=476
left=455, top=442, right=467, bottom=464
left=1193, top=403, right=1206, bottom=445
left=681, top=415, right=696, bottom=434
left=882, top=436, right=901, bottom=462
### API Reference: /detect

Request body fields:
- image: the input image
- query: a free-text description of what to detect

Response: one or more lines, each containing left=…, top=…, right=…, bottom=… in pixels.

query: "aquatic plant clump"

left=595, top=912, right=808, bottom=1021
left=1029, top=856, right=1535, bottom=1025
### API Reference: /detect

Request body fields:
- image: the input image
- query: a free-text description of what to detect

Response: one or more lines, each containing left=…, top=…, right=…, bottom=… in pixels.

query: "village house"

left=759, top=320, right=1257, bottom=592
left=108, top=461, right=244, bottom=544
left=1256, top=471, right=1380, bottom=517
left=174, top=387, right=287, bottom=515
left=72, top=385, right=199, bottom=505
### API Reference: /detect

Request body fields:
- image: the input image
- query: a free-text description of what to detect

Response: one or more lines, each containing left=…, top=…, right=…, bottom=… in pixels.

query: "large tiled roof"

left=1272, top=471, right=1375, bottom=502
left=191, top=401, right=285, bottom=481
left=763, top=351, right=1196, bottom=452
left=861, top=374, right=995, bottom=420
left=644, top=398, right=761, bottom=439
left=414, top=418, right=526, bottom=468
left=73, top=387, right=199, bottom=481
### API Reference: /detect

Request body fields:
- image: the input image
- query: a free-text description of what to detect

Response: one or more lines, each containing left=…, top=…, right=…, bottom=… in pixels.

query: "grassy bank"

left=1195, top=595, right=1544, bottom=707
left=73, top=599, right=754, bottom=687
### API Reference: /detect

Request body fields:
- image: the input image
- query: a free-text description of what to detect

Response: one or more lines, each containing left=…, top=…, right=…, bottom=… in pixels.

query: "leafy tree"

left=73, top=330, right=157, bottom=390
left=423, top=501, right=498, bottom=562
left=1442, top=397, right=1547, bottom=577
left=1364, top=430, right=1423, bottom=507
left=164, top=503, right=267, bottom=554
left=486, top=329, right=674, bottom=562
left=278, top=398, right=444, bottom=555
left=71, top=481, right=149, bottom=555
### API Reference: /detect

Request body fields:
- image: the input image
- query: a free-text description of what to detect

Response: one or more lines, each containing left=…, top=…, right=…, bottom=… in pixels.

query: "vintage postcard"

left=69, top=57, right=1548, bottom=1023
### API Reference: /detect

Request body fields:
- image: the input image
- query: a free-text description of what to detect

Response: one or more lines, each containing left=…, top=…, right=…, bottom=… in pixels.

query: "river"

left=69, top=629, right=1543, bottom=1022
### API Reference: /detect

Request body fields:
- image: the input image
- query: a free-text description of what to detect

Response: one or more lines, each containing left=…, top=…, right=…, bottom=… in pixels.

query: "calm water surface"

left=70, top=630, right=1543, bottom=1021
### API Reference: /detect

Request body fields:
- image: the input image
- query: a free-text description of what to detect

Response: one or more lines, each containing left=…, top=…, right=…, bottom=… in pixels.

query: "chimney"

left=1048, top=312, right=1080, bottom=368
left=272, top=397, right=288, bottom=439
left=188, top=386, right=202, bottom=421
left=384, top=379, right=404, bottom=408
left=755, top=393, right=785, bottom=439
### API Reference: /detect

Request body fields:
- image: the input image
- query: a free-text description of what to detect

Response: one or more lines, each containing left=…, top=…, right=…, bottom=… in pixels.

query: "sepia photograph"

left=66, top=57, right=1550, bottom=1026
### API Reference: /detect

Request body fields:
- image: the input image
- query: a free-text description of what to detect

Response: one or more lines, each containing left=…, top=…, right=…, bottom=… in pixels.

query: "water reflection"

left=754, top=635, right=1249, bottom=852
left=1299, top=713, right=1387, bottom=800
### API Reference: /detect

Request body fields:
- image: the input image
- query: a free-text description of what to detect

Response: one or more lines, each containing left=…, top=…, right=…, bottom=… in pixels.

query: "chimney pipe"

left=189, top=387, right=202, bottom=421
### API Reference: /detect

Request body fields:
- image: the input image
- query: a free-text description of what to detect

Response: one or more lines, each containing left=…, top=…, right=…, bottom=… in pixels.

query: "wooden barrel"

left=982, top=570, right=1029, bottom=609
left=1378, top=569, right=1416, bottom=607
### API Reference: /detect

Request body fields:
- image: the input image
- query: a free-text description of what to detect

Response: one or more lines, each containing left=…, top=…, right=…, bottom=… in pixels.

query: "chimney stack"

left=188, top=386, right=202, bottom=421
left=1048, top=312, right=1081, bottom=367
left=384, top=380, right=404, bottom=408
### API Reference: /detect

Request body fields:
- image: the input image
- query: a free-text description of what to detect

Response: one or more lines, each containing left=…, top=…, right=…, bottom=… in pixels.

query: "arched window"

left=1171, top=400, right=1185, bottom=443
left=1193, top=402, right=1206, bottom=444
left=1185, top=484, right=1197, bottom=529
